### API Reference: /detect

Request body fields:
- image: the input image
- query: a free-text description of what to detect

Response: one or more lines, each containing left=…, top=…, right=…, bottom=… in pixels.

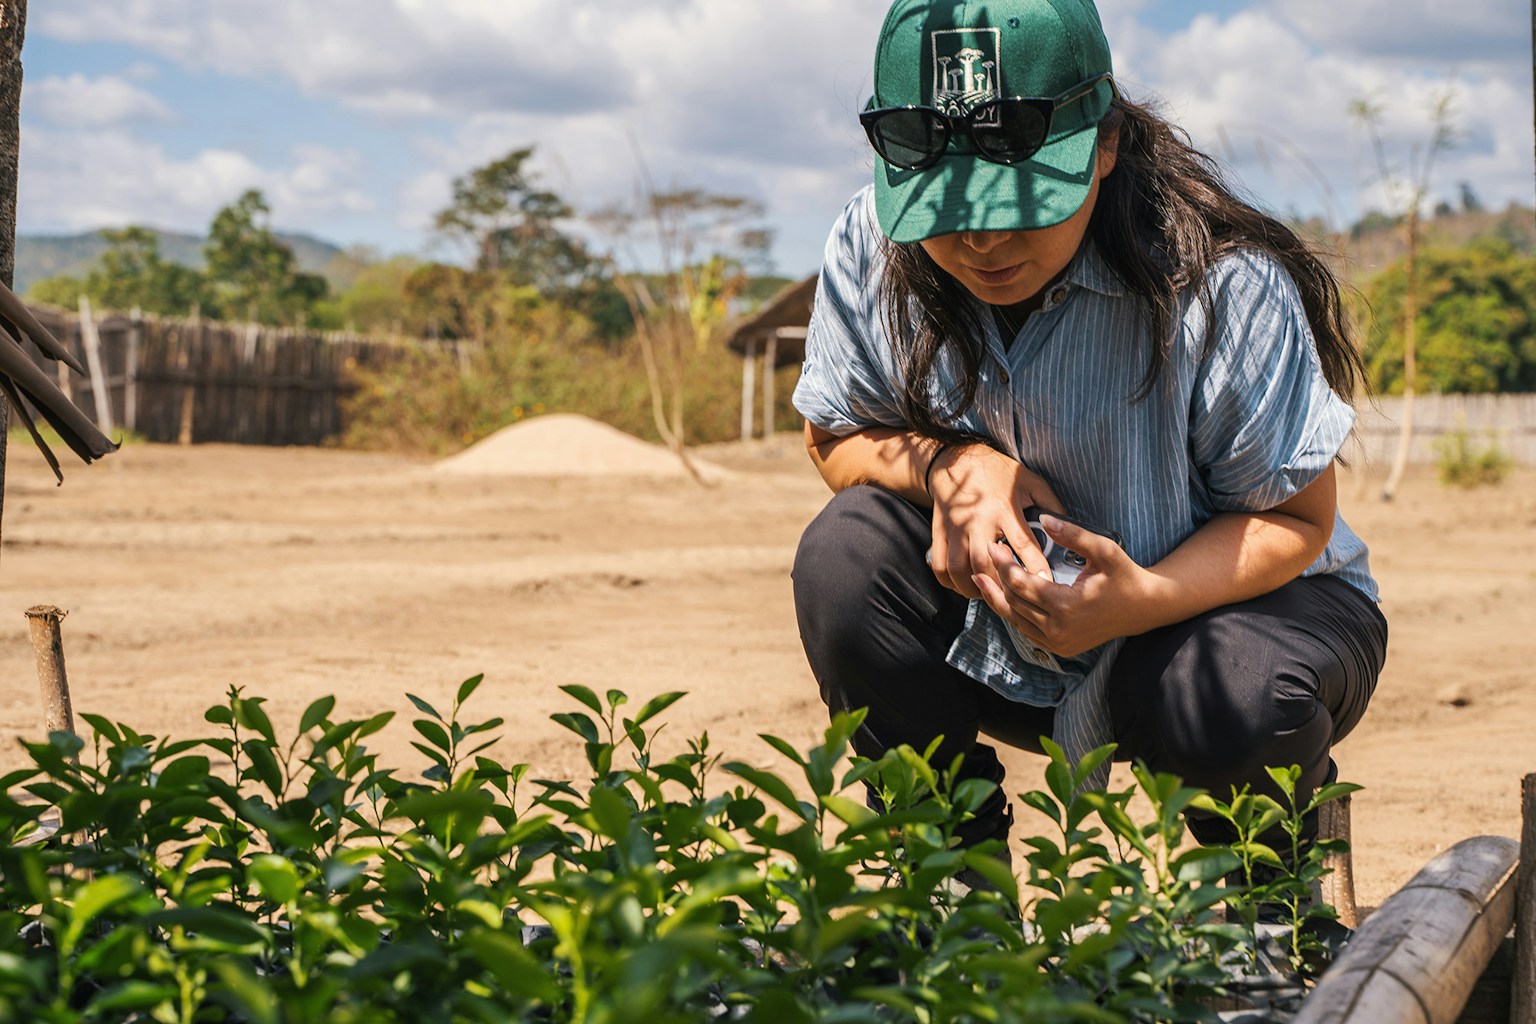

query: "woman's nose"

left=960, top=231, right=1007, bottom=253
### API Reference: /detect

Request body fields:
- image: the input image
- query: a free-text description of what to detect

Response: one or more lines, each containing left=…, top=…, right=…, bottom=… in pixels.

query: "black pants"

left=791, top=486, right=1388, bottom=847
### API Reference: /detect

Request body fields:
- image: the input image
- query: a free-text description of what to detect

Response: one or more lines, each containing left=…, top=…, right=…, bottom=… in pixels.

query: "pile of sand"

left=433, top=413, right=731, bottom=480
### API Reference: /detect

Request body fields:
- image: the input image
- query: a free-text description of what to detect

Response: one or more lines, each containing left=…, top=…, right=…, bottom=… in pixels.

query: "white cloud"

left=25, top=73, right=173, bottom=128
left=17, top=127, right=375, bottom=236
left=32, top=0, right=890, bottom=271
left=24, top=0, right=1535, bottom=272
left=1263, top=0, right=1526, bottom=67
left=1116, top=8, right=1534, bottom=227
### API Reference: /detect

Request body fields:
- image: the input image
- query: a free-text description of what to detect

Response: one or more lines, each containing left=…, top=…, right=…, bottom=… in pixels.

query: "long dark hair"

left=879, top=96, right=1365, bottom=444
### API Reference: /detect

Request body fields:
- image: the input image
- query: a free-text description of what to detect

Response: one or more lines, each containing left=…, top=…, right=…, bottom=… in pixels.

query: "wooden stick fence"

left=1347, top=393, right=1536, bottom=467
left=19, top=305, right=430, bottom=447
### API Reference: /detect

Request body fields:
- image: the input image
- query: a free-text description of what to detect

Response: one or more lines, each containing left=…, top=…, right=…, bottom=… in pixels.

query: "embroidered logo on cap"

left=930, top=28, right=1002, bottom=118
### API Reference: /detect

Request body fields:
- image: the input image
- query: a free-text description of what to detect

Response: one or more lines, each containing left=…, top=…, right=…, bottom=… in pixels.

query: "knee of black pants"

left=1107, top=610, right=1334, bottom=805
left=791, top=485, right=980, bottom=770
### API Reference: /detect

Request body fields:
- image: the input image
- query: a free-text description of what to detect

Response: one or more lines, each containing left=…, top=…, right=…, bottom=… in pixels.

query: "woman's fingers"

left=929, top=527, right=983, bottom=599
left=972, top=567, right=1051, bottom=640
left=999, top=521, right=1053, bottom=579
left=1039, top=514, right=1125, bottom=575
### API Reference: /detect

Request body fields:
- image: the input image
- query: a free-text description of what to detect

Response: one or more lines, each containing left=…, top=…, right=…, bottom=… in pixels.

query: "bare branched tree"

left=1351, top=85, right=1458, bottom=502
left=594, top=150, right=771, bottom=485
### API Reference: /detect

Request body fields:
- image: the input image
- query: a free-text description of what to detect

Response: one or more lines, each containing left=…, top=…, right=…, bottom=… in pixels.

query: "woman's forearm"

left=1133, top=466, right=1338, bottom=633
left=977, top=465, right=1341, bottom=657
left=803, top=421, right=945, bottom=504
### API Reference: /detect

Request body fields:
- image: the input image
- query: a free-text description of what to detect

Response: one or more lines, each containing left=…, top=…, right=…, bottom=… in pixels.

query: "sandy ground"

left=0, top=424, right=1532, bottom=910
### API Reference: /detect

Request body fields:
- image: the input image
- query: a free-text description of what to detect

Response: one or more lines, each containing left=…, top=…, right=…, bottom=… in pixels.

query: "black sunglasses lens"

left=970, top=102, right=1050, bottom=163
left=868, top=110, right=947, bottom=168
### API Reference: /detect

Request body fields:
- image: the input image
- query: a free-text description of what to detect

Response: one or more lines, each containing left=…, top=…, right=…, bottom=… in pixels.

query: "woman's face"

left=918, top=143, right=1118, bottom=308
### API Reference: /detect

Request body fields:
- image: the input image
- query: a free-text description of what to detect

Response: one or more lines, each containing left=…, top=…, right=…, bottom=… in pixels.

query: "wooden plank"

left=1294, top=835, right=1519, bottom=1024
left=78, top=294, right=115, bottom=436
left=124, top=307, right=140, bottom=434
left=255, top=327, right=274, bottom=442
left=233, top=323, right=252, bottom=441
left=178, top=308, right=198, bottom=444
left=1512, top=774, right=1536, bottom=1024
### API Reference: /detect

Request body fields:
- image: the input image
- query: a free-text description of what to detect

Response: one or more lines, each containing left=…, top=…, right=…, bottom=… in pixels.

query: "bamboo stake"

left=1319, top=794, right=1359, bottom=929
left=25, top=604, right=75, bottom=743
left=1513, top=773, right=1536, bottom=1024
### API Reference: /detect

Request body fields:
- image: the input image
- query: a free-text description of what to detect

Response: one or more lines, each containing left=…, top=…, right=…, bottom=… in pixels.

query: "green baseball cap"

left=868, top=0, right=1116, bottom=243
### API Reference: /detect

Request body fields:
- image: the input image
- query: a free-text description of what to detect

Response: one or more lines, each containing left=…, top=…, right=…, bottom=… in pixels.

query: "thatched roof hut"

left=721, top=275, right=816, bottom=439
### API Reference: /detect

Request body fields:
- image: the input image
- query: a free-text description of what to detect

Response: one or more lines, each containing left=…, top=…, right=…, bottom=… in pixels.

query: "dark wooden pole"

left=1513, top=773, right=1536, bottom=1024
left=0, top=0, right=29, bottom=551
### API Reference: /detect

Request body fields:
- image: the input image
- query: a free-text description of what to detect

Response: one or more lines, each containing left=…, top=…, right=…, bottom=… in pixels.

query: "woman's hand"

left=927, top=443, right=1062, bottom=600
left=970, top=513, right=1160, bottom=657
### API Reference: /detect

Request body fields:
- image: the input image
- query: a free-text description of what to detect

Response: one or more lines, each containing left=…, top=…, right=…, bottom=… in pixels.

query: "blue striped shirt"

left=793, top=185, right=1378, bottom=711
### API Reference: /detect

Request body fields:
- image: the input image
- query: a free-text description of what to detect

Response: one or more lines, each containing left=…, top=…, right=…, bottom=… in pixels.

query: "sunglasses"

left=860, top=72, right=1115, bottom=170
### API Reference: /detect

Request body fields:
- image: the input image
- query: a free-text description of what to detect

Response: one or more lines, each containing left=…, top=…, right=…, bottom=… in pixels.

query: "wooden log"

left=1513, top=774, right=1536, bottom=1024
left=25, top=604, right=75, bottom=742
left=1293, top=835, right=1519, bottom=1024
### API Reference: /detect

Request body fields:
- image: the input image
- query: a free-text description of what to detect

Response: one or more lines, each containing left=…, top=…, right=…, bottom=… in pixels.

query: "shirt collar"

left=1064, top=240, right=1125, bottom=298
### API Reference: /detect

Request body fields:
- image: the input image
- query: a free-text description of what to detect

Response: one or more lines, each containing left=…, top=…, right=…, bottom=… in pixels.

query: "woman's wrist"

left=922, top=442, right=954, bottom=498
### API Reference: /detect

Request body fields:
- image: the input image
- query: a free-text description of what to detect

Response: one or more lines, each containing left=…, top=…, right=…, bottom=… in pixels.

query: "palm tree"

left=0, top=0, right=117, bottom=498
left=0, top=0, right=26, bottom=513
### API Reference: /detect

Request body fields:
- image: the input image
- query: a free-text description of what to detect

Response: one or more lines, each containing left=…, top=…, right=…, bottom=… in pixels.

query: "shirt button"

left=1049, top=286, right=1068, bottom=305
left=999, top=368, right=1011, bottom=385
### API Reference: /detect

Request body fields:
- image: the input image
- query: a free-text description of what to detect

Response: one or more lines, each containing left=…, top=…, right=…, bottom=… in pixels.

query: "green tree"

left=434, top=147, right=579, bottom=284
left=25, top=272, right=87, bottom=308
left=433, top=146, right=628, bottom=336
left=1362, top=237, right=1536, bottom=394
left=88, top=226, right=208, bottom=314
left=27, top=227, right=210, bottom=315
left=204, top=189, right=327, bottom=325
left=313, top=255, right=424, bottom=334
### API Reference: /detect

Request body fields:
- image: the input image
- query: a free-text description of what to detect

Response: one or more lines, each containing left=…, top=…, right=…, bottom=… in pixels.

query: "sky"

left=17, top=0, right=1536, bottom=279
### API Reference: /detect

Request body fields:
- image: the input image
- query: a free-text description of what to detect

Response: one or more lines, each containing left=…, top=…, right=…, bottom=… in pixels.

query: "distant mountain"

left=13, top=228, right=346, bottom=296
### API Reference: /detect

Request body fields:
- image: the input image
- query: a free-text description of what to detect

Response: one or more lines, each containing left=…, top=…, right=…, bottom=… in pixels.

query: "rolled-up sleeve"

left=792, top=190, right=908, bottom=436
left=1189, top=251, right=1355, bottom=512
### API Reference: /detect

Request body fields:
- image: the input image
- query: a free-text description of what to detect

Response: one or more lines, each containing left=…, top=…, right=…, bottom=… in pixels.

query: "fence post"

left=124, top=305, right=140, bottom=434
left=77, top=293, right=114, bottom=435
left=739, top=337, right=756, bottom=440
left=178, top=303, right=198, bottom=444
left=761, top=332, right=778, bottom=439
